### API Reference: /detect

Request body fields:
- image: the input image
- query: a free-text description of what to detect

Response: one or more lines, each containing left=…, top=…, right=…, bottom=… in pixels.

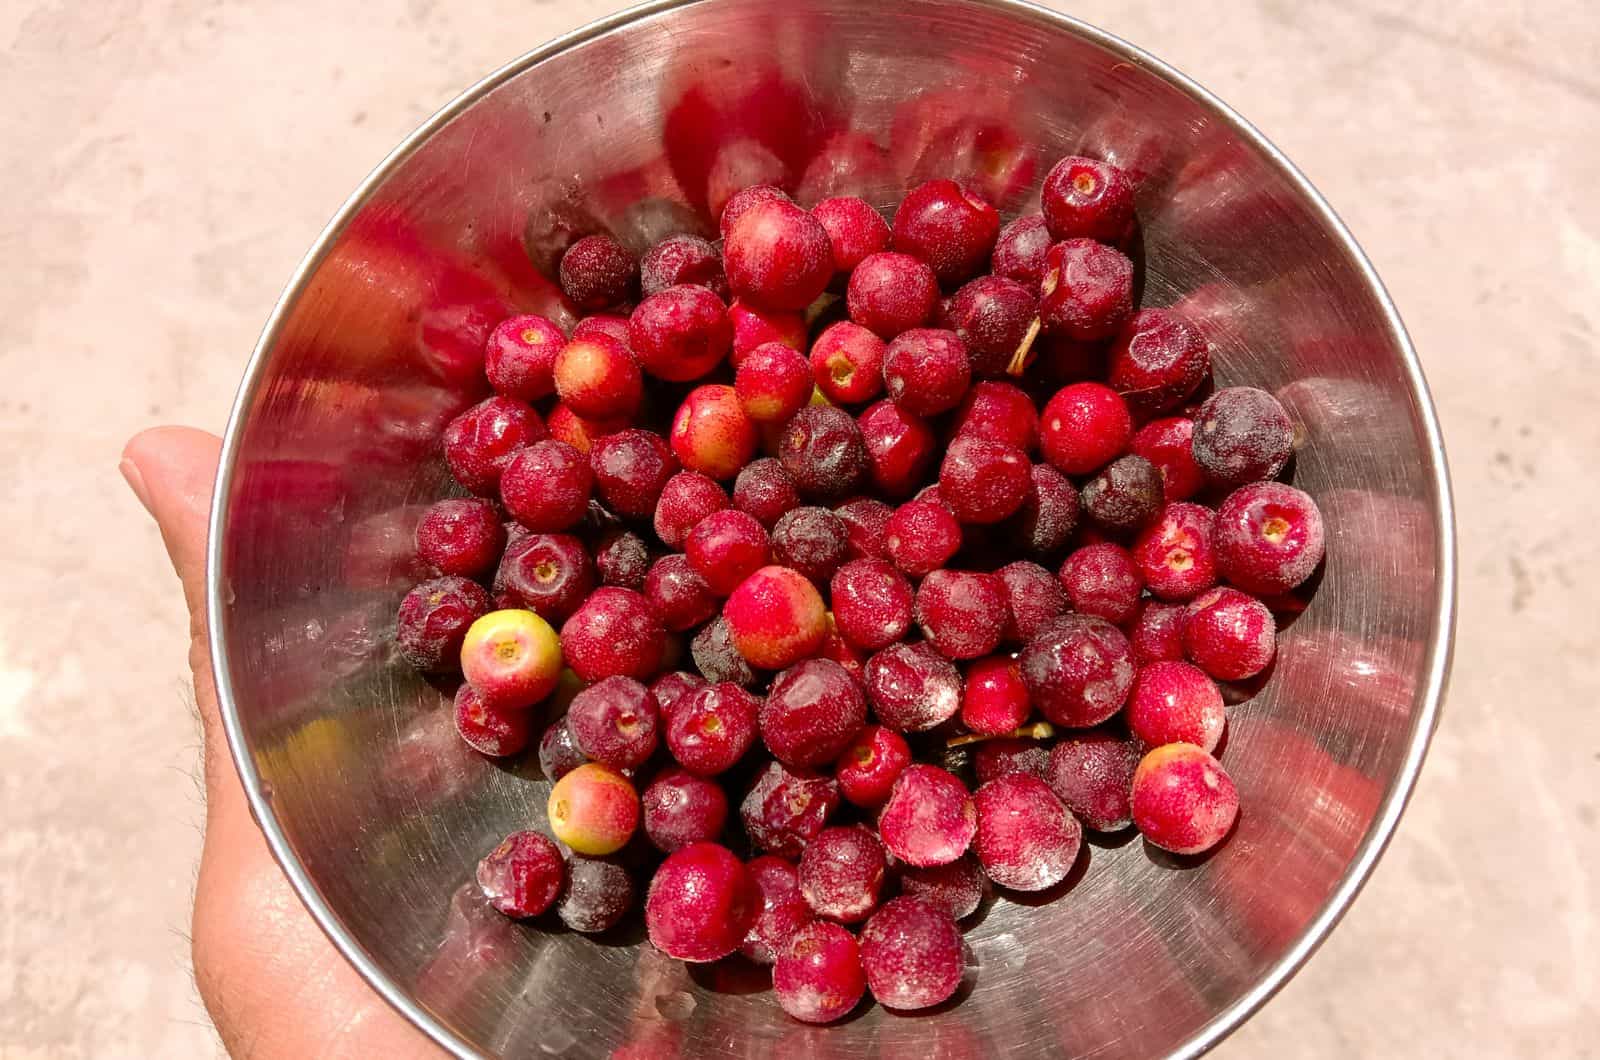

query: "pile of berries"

left=396, top=154, right=1325, bottom=1024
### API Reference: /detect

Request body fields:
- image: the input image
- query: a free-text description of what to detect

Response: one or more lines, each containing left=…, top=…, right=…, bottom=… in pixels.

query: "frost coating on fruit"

left=1046, top=730, right=1140, bottom=831
left=1020, top=613, right=1136, bottom=728
left=741, top=855, right=811, bottom=964
left=760, top=658, right=868, bottom=768
left=898, top=856, right=986, bottom=920
left=878, top=764, right=976, bottom=867
left=645, top=841, right=757, bottom=961
left=973, top=773, right=1082, bottom=891
left=477, top=831, right=565, bottom=918
left=864, top=641, right=962, bottom=733
left=741, top=761, right=842, bottom=858
left=799, top=824, right=887, bottom=923
left=773, top=921, right=867, bottom=1024
left=859, top=896, right=965, bottom=1010
left=1131, top=743, right=1239, bottom=854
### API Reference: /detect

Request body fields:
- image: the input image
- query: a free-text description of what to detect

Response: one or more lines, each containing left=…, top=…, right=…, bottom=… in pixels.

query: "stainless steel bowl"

left=207, top=1, right=1455, bottom=1055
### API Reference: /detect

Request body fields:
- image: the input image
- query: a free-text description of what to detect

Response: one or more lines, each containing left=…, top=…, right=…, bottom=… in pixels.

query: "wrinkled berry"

left=770, top=507, right=851, bottom=585
left=741, top=761, right=841, bottom=858
left=941, top=276, right=1036, bottom=379
left=645, top=554, right=717, bottom=633
left=557, top=853, right=635, bottom=934
left=742, top=855, right=811, bottom=965
left=1009, top=463, right=1080, bottom=557
left=538, top=719, right=586, bottom=781
left=973, top=738, right=1051, bottom=784
left=1107, top=308, right=1209, bottom=414
left=595, top=528, right=651, bottom=590
left=640, top=234, right=727, bottom=300
left=864, top=641, right=962, bottom=733
left=996, top=560, right=1067, bottom=643
left=477, top=831, right=565, bottom=918
left=690, top=615, right=758, bottom=687
left=649, top=670, right=707, bottom=723
left=834, top=497, right=894, bottom=561
left=453, top=683, right=534, bottom=757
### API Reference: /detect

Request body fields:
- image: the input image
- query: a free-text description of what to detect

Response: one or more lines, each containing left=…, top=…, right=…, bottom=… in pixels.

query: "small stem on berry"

left=1006, top=316, right=1042, bottom=377
left=946, top=721, right=1056, bottom=748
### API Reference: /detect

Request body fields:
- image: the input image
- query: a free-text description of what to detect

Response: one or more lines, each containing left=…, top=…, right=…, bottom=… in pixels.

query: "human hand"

left=122, top=426, right=442, bottom=1059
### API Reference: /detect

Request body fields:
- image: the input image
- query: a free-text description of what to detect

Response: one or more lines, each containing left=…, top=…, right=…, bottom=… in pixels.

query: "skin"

left=121, top=426, right=442, bottom=1059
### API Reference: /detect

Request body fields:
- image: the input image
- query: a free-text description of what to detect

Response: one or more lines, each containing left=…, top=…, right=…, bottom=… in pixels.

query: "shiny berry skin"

left=546, top=403, right=627, bottom=455
left=741, top=855, right=811, bottom=964
left=653, top=471, right=728, bottom=550
left=484, top=314, right=564, bottom=401
left=559, top=234, right=637, bottom=310
left=736, top=342, right=813, bottom=423
left=493, top=533, right=593, bottom=621
left=690, top=616, right=757, bottom=688
left=640, top=234, right=727, bottom=300
left=589, top=429, right=679, bottom=519
left=1020, top=613, right=1136, bottom=728
left=939, top=435, right=1029, bottom=525
left=500, top=440, right=593, bottom=533
left=1081, top=454, right=1164, bottom=533
left=720, top=183, right=792, bottom=241
left=1041, top=156, right=1136, bottom=244
left=884, top=498, right=962, bottom=577
left=443, top=396, right=547, bottom=496
left=761, top=658, right=868, bottom=769
left=557, top=853, right=635, bottom=934
left=992, top=213, right=1052, bottom=286
left=649, top=670, right=707, bottom=723
left=1130, top=743, right=1239, bottom=855
left=548, top=763, right=640, bottom=855
left=973, top=738, right=1051, bottom=784
left=1182, top=587, right=1276, bottom=681
left=595, top=528, right=649, bottom=590
left=567, top=676, right=661, bottom=769
left=560, top=587, right=667, bottom=682
left=830, top=559, right=914, bottom=651
left=553, top=334, right=642, bottom=419
left=1191, top=386, right=1295, bottom=489
left=741, top=761, right=842, bottom=858
left=477, top=831, right=565, bottom=918
left=810, top=321, right=887, bottom=405
left=666, top=682, right=760, bottom=776
left=878, top=765, right=976, bottom=867
left=538, top=719, right=587, bottom=781
left=915, top=569, right=1007, bottom=660
left=1129, top=599, right=1187, bottom=665
left=1213, top=482, right=1326, bottom=595
left=768, top=506, right=849, bottom=585
left=856, top=400, right=936, bottom=499
left=416, top=498, right=505, bottom=578
left=1133, top=502, right=1219, bottom=601
left=1045, top=730, right=1141, bottom=831
left=778, top=405, right=870, bottom=501
left=644, top=554, right=717, bottom=633
left=1108, top=308, right=1210, bottom=414
left=642, top=767, right=730, bottom=853
left=898, top=857, right=985, bottom=920
left=1130, top=417, right=1205, bottom=502
left=724, top=199, right=833, bottom=311
left=685, top=509, right=771, bottom=596
left=883, top=328, right=971, bottom=417
left=834, top=497, right=894, bottom=561
left=645, top=842, right=757, bottom=962
left=973, top=773, right=1081, bottom=891
left=1058, top=542, right=1144, bottom=625
left=733, top=457, right=801, bottom=527
left=460, top=608, right=563, bottom=709
left=571, top=313, right=631, bottom=346
left=671, top=384, right=758, bottom=480
left=834, top=725, right=912, bottom=808
left=940, top=276, right=1035, bottom=379
left=864, top=640, right=963, bottom=733
left=859, top=896, right=964, bottom=1011
left=1127, top=660, right=1226, bottom=753
left=729, top=298, right=808, bottom=365
left=1038, top=238, right=1134, bottom=342
left=726, top=565, right=829, bottom=670
left=774, top=921, right=868, bottom=1024
left=1039, top=382, right=1133, bottom=476
left=961, top=655, right=1031, bottom=735
left=891, top=178, right=1001, bottom=286
left=847, top=251, right=939, bottom=338
left=996, top=560, right=1068, bottom=643
left=817, top=618, right=868, bottom=685
left=629, top=284, right=733, bottom=382
left=800, top=825, right=887, bottom=923
left=1010, top=463, right=1080, bottom=557
left=453, top=684, right=533, bottom=757
left=952, top=380, right=1038, bottom=452
left=813, top=195, right=890, bottom=273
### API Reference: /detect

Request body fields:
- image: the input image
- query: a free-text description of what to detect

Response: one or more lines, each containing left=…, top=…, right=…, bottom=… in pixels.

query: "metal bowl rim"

left=205, top=1, right=1458, bottom=1055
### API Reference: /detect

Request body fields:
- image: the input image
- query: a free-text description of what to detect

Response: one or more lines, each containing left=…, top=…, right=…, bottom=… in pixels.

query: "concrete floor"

left=1, top=0, right=1595, bottom=1056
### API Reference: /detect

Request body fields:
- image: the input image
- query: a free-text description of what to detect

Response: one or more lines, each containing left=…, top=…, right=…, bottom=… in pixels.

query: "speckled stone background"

left=1, top=1, right=1595, bottom=1056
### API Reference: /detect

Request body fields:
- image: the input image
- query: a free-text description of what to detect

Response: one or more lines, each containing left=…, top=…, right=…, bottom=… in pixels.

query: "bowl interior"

left=212, top=1, right=1449, bottom=1056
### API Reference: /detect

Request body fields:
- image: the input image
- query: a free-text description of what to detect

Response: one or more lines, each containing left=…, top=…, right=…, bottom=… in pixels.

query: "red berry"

left=477, top=831, right=564, bottom=918
left=557, top=853, right=636, bottom=934
left=891, top=178, right=1000, bottom=286
left=1039, top=382, right=1132, bottom=476
left=773, top=921, right=867, bottom=1024
left=484, top=314, right=564, bottom=401
left=666, top=682, right=760, bottom=776
left=729, top=298, right=807, bottom=365
left=733, top=458, right=801, bottom=528
left=857, top=399, right=936, bottom=499
left=995, top=560, right=1068, bottom=643
left=938, top=435, right=1030, bottom=525
left=864, top=641, right=962, bottom=733
left=1132, top=502, right=1219, bottom=601
left=1129, top=599, right=1187, bottom=665
left=500, top=440, right=593, bottom=533
left=594, top=528, right=651, bottom=590
left=645, top=842, right=756, bottom=962
left=645, top=554, right=717, bottom=633
left=878, top=765, right=976, bottom=867
left=1041, top=156, right=1136, bottom=244
left=1038, top=238, right=1134, bottom=342
left=830, top=558, right=914, bottom=650
left=453, top=683, right=533, bottom=757
left=834, top=725, right=912, bottom=808
left=653, top=471, right=729, bottom=550
left=812, top=195, right=890, bottom=273
left=846, top=251, right=939, bottom=338
left=546, top=402, right=627, bottom=455
left=1020, top=614, right=1136, bottom=728
left=1045, top=730, right=1141, bottom=831
left=1127, top=660, right=1226, bottom=753
left=799, top=824, right=887, bottom=924
left=443, top=396, right=547, bottom=496
left=1009, top=463, right=1080, bottom=557
left=1191, top=386, right=1294, bottom=489
left=973, top=738, right=1051, bottom=784
left=629, top=284, right=733, bottom=382
left=649, top=670, right=707, bottom=723
left=771, top=507, right=850, bottom=585
left=973, top=773, right=1081, bottom=891
left=883, top=328, right=971, bottom=417
left=1081, top=454, right=1164, bottom=533
left=724, top=199, right=833, bottom=311
left=416, top=498, right=505, bottom=578
left=952, top=380, right=1039, bottom=452
left=778, top=405, right=869, bottom=501
left=559, top=234, right=638, bottom=310
left=720, top=184, right=792, bottom=241
left=940, top=276, right=1036, bottom=379
left=884, top=498, right=962, bottom=576
left=571, top=313, right=631, bottom=346
left=1130, top=743, right=1238, bottom=855
left=761, top=658, right=868, bottom=768
left=834, top=497, right=894, bottom=561
left=690, top=615, right=758, bottom=688
left=735, top=342, right=813, bottom=423
left=1182, top=586, right=1276, bottom=681
left=553, top=334, right=642, bottom=419
left=961, top=655, right=1031, bottom=735
left=741, top=760, right=841, bottom=858
left=493, top=533, right=593, bottom=621
left=671, top=384, right=757, bottom=480
left=1212, top=482, right=1326, bottom=595
left=560, top=587, right=667, bottom=682
left=992, top=214, right=1052, bottom=286
left=726, top=565, right=828, bottom=670
left=1059, top=542, right=1145, bottom=624
left=640, top=234, right=728, bottom=300
left=1107, top=308, right=1210, bottom=414
left=568, top=676, right=660, bottom=769
left=396, top=576, right=490, bottom=671
left=741, top=855, right=811, bottom=965
left=589, top=429, right=679, bottom=519
left=898, top=857, right=985, bottom=921
left=686, top=509, right=771, bottom=596
left=859, top=896, right=964, bottom=1010
left=643, top=767, right=730, bottom=853
left=915, top=569, right=1007, bottom=660
left=538, top=719, right=586, bottom=781
left=1130, top=416, right=1205, bottom=502
left=810, top=321, right=887, bottom=405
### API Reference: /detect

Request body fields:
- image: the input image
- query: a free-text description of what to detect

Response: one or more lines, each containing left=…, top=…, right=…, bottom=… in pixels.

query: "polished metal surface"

left=207, top=1, right=1456, bottom=1056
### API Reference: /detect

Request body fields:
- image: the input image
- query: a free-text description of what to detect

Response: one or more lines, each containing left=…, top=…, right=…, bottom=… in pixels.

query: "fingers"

left=122, top=426, right=223, bottom=618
